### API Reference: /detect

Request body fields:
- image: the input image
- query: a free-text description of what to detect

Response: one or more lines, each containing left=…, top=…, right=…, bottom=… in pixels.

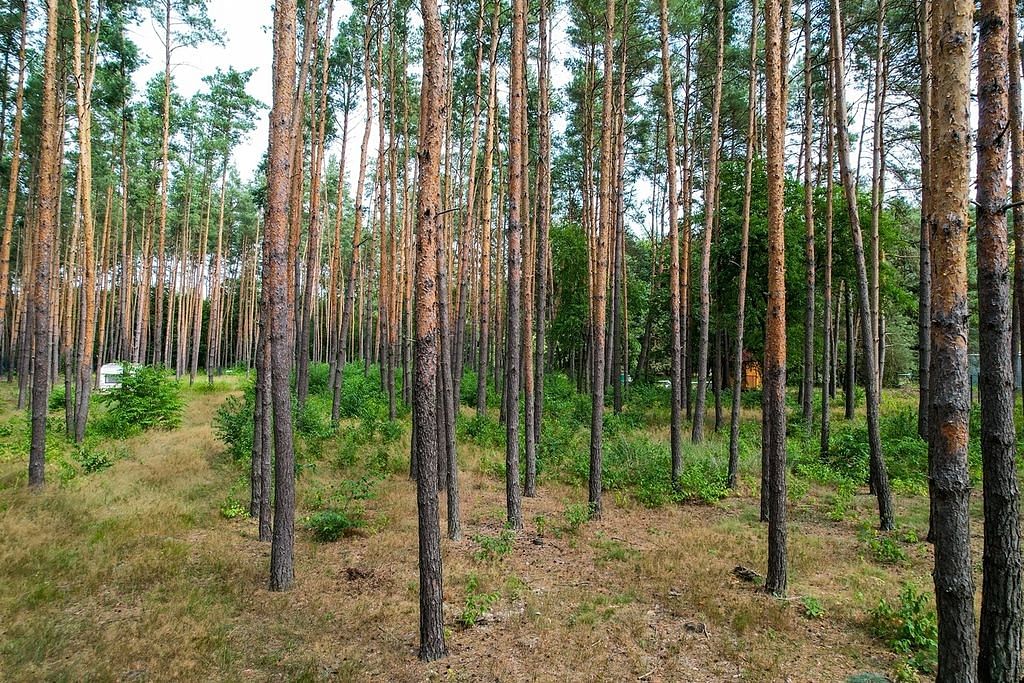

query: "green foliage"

left=801, top=595, right=825, bottom=619
left=869, top=583, right=938, bottom=674
left=859, top=525, right=909, bottom=566
left=472, top=529, right=515, bottom=562
left=457, top=414, right=505, bottom=448
left=602, top=436, right=727, bottom=506
left=335, top=363, right=392, bottom=420
left=219, top=497, right=247, bottom=520
left=561, top=503, right=590, bottom=535
left=95, top=365, right=183, bottom=437
left=71, top=444, right=115, bottom=474
left=457, top=574, right=500, bottom=628
left=306, top=362, right=332, bottom=397
left=213, top=388, right=254, bottom=461
left=304, top=508, right=365, bottom=542
left=295, top=395, right=334, bottom=442
left=49, top=387, right=67, bottom=412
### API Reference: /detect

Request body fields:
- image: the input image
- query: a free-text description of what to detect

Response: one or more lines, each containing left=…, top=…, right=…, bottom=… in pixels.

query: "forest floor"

left=0, top=374, right=976, bottom=682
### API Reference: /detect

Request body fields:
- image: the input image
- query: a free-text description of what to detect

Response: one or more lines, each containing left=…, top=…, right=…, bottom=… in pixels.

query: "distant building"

left=98, top=362, right=128, bottom=391
left=742, top=351, right=762, bottom=390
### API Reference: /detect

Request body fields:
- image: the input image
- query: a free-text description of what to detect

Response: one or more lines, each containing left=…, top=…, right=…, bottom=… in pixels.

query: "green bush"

left=306, top=362, right=332, bottom=397
left=295, top=395, right=334, bottom=442
left=458, top=413, right=505, bottom=448
left=71, top=444, right=115, bottom=474
left=870, top=583, right=938, bottom=674
left=213, top=388, right=254, bottom=462
left=95, top=365, right=183, bottom=437
left=304, top=508, right=365, bottom=542
left=335, top=363, right=392, bottom=420
left=49, top=386, right=67, bottom=411
left=458, top=574, right=500, bottom=628
left=472, top=528, right=515, bottom=562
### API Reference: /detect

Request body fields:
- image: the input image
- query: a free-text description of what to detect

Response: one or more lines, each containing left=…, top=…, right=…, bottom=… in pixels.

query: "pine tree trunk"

left=28, top=0, right=60, bottom=489
left=267, top=0, right=298, bottom=593
left=533, top=0, right=552, bottom=474
left=976, top=0, right=1022, bottom=677
left=830, top=0, right=894, bottom=531
left=0, top=5, right=26, bottom=356
left=659, top=0, right=683, bottom=485
left=918, top=0, right=932, bottom=440
left=505, top=0, right=526, bottom=529
left=800, top=0, right=815, bottom=426
left=927, top=0, right=978, bottom=675
left=692, top=0, right=724, bottom=444
left=764, top=0, right=789, bottom=597
left=728, top=0, right=758, bottom=488
left=414, top=0, right=448, bottom=657
left=820, top=45, right=835, bottom=461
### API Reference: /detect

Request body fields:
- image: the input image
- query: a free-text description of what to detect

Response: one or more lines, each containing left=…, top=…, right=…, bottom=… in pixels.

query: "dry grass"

left=0, top=378, right=951, bottom=682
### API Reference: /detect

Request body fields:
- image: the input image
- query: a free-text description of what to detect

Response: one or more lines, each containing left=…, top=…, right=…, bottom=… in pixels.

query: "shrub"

left=458, top=574, right=500, bottom=628
left=295, top=395, right=334, bottom=442
left=472, top=528, right=515, bottom=562
left=220, top=497, right=247, bottom=519
left=561, top=502, right=590, bottom=534
left=49, top=386, right=67, bottom=411
left=458, top=414, right=505, bottom=448
left=860, top=526, right=909, bottom=566
left=335, top=363, right=391, bottom=420
left=306, top=362, right=332, bottom=397
left=870, top=583, right=938, bottom=674
left=95, top=365, right=183, bottom=436
left=304, top=508, right=365, bottom=542
left=71, top=444, right=114, bottom=474
left=801, top=595, right=825, bottom=619
left=213, top=388, right=255, bottom=462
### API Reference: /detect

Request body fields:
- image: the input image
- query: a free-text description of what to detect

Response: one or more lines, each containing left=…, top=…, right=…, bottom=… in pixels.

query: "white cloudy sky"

left=128, top=1, right=276, bottom=178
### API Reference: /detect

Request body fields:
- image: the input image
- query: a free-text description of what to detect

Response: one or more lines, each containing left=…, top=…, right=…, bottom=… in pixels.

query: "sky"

left=128, top=1, right=276, bottom=179
left=125, top=0, right=576, bottom=190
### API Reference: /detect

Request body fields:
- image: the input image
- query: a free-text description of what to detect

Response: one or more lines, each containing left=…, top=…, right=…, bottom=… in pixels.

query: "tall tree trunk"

left=267, top=0, right=299, bottom=593
left=414, top=0, right=447, bottom=658
left=763, top=0, right=788, bottom=597
left=800, top=0, right=815, bottom=425
left=820, top=42, right=835, bottom=460
left=869, top=0, right=887, bottom=390
left=28, top=0, right=60, bottom=489
left=692, top=0, right=725, bottom=444
left=0, top=4, right=26, bottom=355
left=533, top=0, right=552, bottom=475
left=588, top=0, right=617, bottom=519
left=154, top=0, right=173, bottom=367
left=505, top=0, right=526, bottom=529
left=72, top=0, right=100, bottom=443
left=830, top=0, right=894, bottom=531
left=927, top=0, right=978, bottom=675
left=452, top=0, right=487, bottom=396
left=728, top=0, right=759, bottom=488
left=917, top=0, right=932, bottom=439
left=659, top=0, right=684, bottom=485
left=475, top=6, right=499, bottom=418
left=976, top=0, right=1022, bottom=677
